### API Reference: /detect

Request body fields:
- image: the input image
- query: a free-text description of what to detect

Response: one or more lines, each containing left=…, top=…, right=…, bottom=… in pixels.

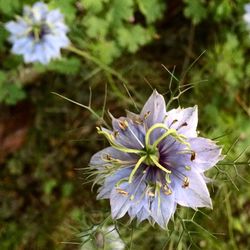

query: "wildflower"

left=89, top=90, right=222, bottom=229
left=243, top=4, right=250, bottom=25
left=5, top=2, right=70, bottom=64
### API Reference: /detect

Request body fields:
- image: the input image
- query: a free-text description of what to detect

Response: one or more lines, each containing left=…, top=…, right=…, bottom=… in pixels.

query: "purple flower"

left=5, top=2, right=70, bottom=64
left=89, top=90, right=222, bottom=229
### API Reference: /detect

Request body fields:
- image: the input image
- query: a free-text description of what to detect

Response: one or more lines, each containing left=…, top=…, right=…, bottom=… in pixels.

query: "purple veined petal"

left=23, top=42, right=43, bottom=64
left=5, top=21, right=29, bottom=36
left=161, top=137, right=222, bottom=173
left=140, top=90, right=167, bottom=129
left=171, top=170, right=212, bottom=209
left=187, top=137, right=223, bottom=172
left=32, top=2, right=49, bottom=23
left=127, top=183, right=149, bottom=220
left=97, top=168, right=132, bottom=199
left=136, top=206, right=151, bottom=223
left=46, top=9, right=64, bottom=23
left=12, top=37, right=33, bottom=55
left=110, top=115, right=145, bottom=150
left=165, top=106, right=198, bottom=137
left=43, top=34, right=69, bottom=51
left=110, top=178, right=146, bottom=219
left=150, top=189, right=176, bottom=229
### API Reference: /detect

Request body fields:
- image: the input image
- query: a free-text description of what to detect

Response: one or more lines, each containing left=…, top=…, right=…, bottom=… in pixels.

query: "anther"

left=185, top=165, right=191, bottom=171
left=118, top=120, right=128, bottom=130
left=179, top=122, right=188, bottom=128
left=190, top=151, right=196, bottom=161
left=170, top=119, right=178, bottom=127
left=116, top=188, right=129, bottom=196
left=144, top=111, right=151, bottom=119
left=182, top=176, right=189, bottom=188
left=163, top=185, right=172, bottom=195
left=113, top=130, right=119, bottom=138
left=147, top=191, right=155, bottom=197
left=134, top=118, right=143, bottom=125
left=105, top=154, right=112, bottom=161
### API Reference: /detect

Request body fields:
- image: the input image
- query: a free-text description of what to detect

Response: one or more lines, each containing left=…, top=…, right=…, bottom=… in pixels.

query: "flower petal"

left=150, top=190, right=176, bottom=229
left=165, top=106, right=198, bottom=137
left=140, top=90, right=166, bottom=129
left=111, top=116, right=145, bottom=149
left=110, top=178, right=146, bottom=219
left=171, top=170, right=212, bottom=209
left=97, top=168, right=132, bottom=199
left=188, top=137, right=223, bottom=172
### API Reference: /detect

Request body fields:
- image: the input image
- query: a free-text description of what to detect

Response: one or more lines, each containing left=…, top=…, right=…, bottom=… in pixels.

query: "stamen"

left=113, top=130, right=119, bottom=138
left=116, top=188, right=129, bottom=196
left=190, top=151, right=196, bottom=161
left=163, top=184, right=172, bottom=195
left=118, top=120, right=128, bottom=130
left=144, top=111, right=151, bottom=120
left=147, top=191, right=155, bottom=197
left=182, top=176, right=190, bottom=188
left=169, top=119, right=178, bottom=127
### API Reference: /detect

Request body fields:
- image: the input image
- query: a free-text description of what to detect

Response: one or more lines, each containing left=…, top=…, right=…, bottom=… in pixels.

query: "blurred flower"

left=5, top=2, right=70, bottom=64
left=81, top=225, right=125, bottom=250
left=90, top=90, right=222, bottom=229
left=243, top=4, right=250, bottom=25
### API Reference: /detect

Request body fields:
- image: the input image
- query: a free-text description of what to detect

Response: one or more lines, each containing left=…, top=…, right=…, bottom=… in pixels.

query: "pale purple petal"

left=165, top=106, right=198, bottom=137
left=150, top=190, right=175, bottom=229
left=171, top=170, right=212, bottom=209
left=140, top=90, right=166, bottom=129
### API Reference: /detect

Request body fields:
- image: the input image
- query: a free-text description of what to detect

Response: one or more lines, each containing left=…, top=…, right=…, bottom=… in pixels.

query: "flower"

left=89, top=90, right=222, bottom=229
left=5, top=2, right=70, bottom=64
left=244, top=4, right=250, bottom=26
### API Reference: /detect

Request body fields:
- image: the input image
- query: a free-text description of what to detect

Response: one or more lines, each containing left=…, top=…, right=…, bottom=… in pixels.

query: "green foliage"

left=1, top=0, right=250, bottom=249
left=0, top=0, right=20, bottom=16
left=0, top=71, right=26, bottom=105
left=183, top=0, right=207, bottom=24
left=81, top=0, right=166, bottom=64
left=208, top=33, right=245, bottom=87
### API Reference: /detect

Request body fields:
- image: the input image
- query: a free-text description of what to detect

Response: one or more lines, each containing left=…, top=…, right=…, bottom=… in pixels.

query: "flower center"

left=30, top=24, right=49, bottom=41
left=141, top=146, right=159, bottom=166
left=97, top=122, right=191, bottom=184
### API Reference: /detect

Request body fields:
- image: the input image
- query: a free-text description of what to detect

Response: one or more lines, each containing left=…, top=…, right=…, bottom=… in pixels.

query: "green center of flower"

left=97, top=122, right=191, bottom=184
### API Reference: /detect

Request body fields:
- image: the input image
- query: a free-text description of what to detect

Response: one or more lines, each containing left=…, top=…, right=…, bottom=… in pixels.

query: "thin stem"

left=67, top=45, right=128, bottom=84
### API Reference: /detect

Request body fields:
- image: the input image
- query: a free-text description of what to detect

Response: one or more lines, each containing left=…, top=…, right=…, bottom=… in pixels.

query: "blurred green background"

left=0, top=0, right=250, bottom=249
